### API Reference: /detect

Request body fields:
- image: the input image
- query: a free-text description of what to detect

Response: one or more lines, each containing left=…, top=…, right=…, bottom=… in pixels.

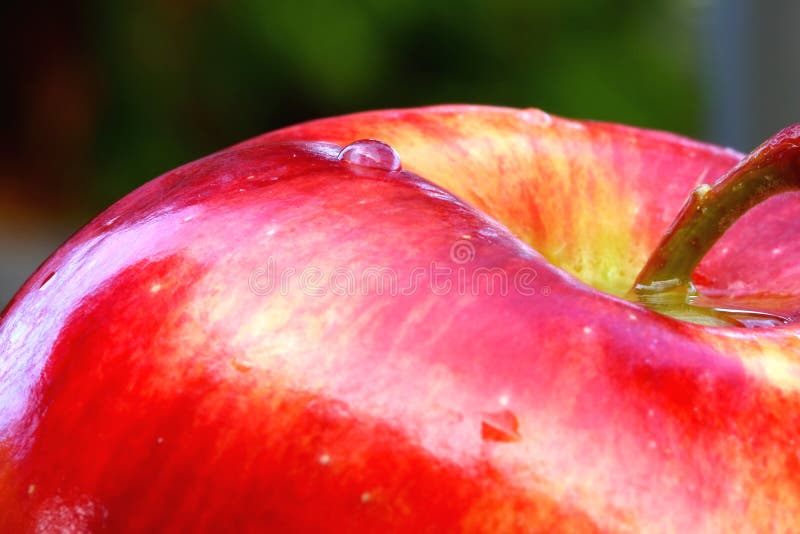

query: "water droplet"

left=318, top=453, right=331, bottom=465
left=476, top=227, right=499, bottom=240
left=521, top=108, right=553, bottom=127
left=338, top=139, right=401, bottom=171
left=639, top=287, right=791, bottom=328
left=230, top=357, right=253, bottom=373
left=712, top=308, right=789, bottom=328
left=360, top=492, right=371, bottom=503
left=481, top=409, right=521, bottom=442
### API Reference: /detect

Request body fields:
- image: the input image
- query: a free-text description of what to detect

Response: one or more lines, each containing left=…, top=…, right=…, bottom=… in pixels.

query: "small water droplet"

left=476, top=227, right=499, bottom=240
left=318, top=453, right=331, bottom=465
left=521, top=108, right=553, bottom=127
left=360, top=492, right=371, bottom=503
left=104, top=216, right=120, bottom=227
left=481, top=409, right=521, bottom=442
left=338, top=139, right=401, bottom=171
left=156, top=436, right=164, bottom=445
left=230, top=357, right=253, bottom=372
left=39, top=272, right=56, bottom=290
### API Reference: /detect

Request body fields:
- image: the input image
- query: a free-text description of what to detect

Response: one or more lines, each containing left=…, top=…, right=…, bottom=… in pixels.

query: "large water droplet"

left=338, top=139, right=401, bottom=171
left=481, top=409, right=521, bottom=442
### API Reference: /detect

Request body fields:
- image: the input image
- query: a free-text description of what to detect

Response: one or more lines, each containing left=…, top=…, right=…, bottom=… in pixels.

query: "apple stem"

left=631, top=124, right=800, bottom=304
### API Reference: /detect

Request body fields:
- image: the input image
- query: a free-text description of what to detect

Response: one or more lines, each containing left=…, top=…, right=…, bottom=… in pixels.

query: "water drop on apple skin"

left=337, top=139, right=402, bottom=171
left=480, top=409, right=521, bottom=442
left=230, top=357, right=253, bottom=372
left=710, top=307, right=789, bottom=328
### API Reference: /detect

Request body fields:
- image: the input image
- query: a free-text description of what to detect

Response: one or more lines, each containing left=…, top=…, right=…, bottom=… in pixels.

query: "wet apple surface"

left=2, top=106, right=800, bottom=531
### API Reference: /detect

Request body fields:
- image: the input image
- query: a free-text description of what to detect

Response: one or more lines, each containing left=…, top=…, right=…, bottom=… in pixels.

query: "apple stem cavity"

left=631, top=124, right=800, bottom=326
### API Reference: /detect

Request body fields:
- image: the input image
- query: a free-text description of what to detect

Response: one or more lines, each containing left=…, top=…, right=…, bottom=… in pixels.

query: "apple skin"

left=2, top=105, right=800, bottom=532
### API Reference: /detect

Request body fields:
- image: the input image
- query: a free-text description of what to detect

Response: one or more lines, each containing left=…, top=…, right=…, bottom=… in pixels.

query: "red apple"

left=2, top=105, right=800, bottom=532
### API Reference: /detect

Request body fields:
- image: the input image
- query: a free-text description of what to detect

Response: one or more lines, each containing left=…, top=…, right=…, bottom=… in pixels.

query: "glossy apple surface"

left=3, top=105, right=800, bottom=532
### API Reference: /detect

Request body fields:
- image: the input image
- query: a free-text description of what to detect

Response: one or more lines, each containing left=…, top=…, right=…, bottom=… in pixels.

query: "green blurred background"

left=1, top=0, right=798, bottom=306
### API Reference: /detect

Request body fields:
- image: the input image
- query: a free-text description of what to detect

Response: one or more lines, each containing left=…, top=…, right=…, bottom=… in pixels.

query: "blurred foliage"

left=2, top=0, right=703, bottom=213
